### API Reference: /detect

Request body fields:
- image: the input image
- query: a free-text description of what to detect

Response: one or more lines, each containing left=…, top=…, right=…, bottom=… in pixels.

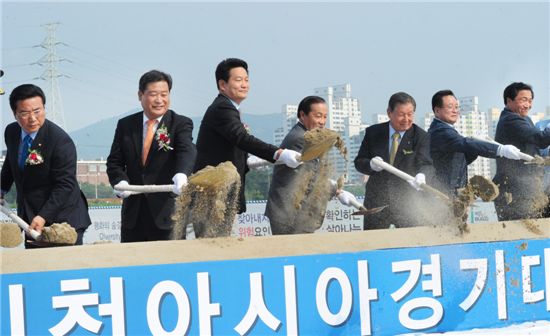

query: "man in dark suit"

left=354, top=92, right=434, bottom=230
left=264, top=96, right=358, bottom=234
left=493, top=82, right=550, bottom=221
left=0, top=84, right=91, bottom=246
left=107, top=70, right=197, bottom=242
left=194, top=58, right=301, bottom=213
left=428, top=89, right=521, bottom=196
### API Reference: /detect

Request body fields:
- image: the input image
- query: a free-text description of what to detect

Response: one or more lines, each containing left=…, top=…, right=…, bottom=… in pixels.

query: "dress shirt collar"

left=142, top=113, right=163, bottom=125
left=221, top=94, right=240, bottom=110
left=388, top=124, right=405, bottom=139
left=20, top=129, right=38, bottom=141
left=434, top=117, right=455, bottom=128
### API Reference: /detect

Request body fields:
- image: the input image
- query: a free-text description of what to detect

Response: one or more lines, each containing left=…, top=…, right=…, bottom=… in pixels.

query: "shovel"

left=370, top=157, right=450, bottom=202
left=0, top=204, right=41, bottom=240
left=470, top=135, right=536, bottom=162
left=248, top=135, right=341, bottom=169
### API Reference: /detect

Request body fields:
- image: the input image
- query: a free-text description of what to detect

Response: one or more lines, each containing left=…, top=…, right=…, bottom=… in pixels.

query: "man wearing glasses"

left=428, top=89, right=522, bottom=196
left=0, top=84, right=91, bottom=246
left=493, top=82, right=550, bottom=221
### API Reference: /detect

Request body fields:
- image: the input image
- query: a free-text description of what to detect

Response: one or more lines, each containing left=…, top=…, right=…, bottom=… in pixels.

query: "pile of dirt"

left=273, top=128, right=349, bottom=234
left=0, top=222, right=23, bottom=248
left=40, top=223, right=77, bottom=245
left=172, top=162, right=241, bottom=239
left=303, top=128, right=347, bottom=161
left=451, top=175, right=500, bottom=233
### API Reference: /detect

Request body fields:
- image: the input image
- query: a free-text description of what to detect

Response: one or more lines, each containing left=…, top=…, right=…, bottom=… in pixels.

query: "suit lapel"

left=380, top=122, right=391, bottom=162
left=131, top=113, right=144, bottom=166
left=9, top=125, right=23, bottom=181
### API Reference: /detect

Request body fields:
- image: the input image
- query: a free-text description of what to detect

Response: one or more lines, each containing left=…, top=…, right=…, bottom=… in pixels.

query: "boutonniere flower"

left=402, top=149, right=414, bottom=155
left=243, top=123, right=251, bottom=134
left=26, top=149, right=44, bottom=165
left=155, top=125, right=173, bottom=151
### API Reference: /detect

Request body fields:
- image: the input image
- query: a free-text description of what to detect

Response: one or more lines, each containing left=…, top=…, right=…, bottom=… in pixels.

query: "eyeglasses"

left=16, top=109, right=43, bottom=119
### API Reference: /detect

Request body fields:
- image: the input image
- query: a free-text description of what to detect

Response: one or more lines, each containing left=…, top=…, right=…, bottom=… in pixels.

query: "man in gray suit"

left=264, top=96, right=356, bottom=234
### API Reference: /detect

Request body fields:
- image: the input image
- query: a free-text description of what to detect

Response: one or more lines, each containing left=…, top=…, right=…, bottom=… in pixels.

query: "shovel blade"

left=352, top=205, right=388, bottom=216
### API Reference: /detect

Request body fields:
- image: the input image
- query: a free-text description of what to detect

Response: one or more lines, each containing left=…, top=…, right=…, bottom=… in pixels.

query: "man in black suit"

left=428, top=90, right=521, bottom=196
left=1, top=84, right=91, bottom=246
left=194, top=58, right=301, bottom=213
left=107, top=70, right=197, bottom=242
left=354, top=92, right=434, bottom=230
left=493, top=82, right=550, bottom=221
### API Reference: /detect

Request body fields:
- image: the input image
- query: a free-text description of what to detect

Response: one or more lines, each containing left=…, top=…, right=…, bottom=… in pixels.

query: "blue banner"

left=1, top=239, right=549, bottom=335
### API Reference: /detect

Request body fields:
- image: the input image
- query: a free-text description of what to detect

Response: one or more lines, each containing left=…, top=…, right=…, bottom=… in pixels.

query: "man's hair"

left=9, top=84, right=46, bottom=114
left=388, top=92, right=416, bottom=112
left=297, top=96, right=326, bottom=119
left=431, top=89, right=455, bottom=112
left=503, top=82, right=534, bottom=105
left=215, top=58, right=248, bottom=89
left=139, top=70, right=172, bottom=93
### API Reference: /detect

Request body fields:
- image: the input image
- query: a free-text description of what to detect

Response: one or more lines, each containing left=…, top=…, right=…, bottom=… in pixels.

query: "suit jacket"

left=265, top=123, right=330, bottom=234
left=354, top=122, right=434, bottom=229
left=492, top=108, right=550, bottom=220
left=106, top=110, right=196, bottom=230
left=194, top=94, right=278, bottom=213
left=428, top=118, right=498, bottom=195
left=1, top=120, right=91, bottom=230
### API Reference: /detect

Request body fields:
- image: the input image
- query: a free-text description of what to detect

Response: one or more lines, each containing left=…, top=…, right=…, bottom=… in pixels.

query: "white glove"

left=247, top=155, right=270, bottom=170
left=369, top=156, right=384, bottom=172
left=497, top=144, right=522, bottom=160
left=275, top=149, right=302, bottom=168
left=172, top=173, right=188, bottom=195
left=113, top=180, right=133, bottom=199
left=407, top=173, right=426, bottom=191
left=336, top=190, right=357, bottom=206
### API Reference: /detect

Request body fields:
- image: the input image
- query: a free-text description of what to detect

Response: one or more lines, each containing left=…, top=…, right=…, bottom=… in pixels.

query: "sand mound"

left=40, top=223, right=77, bottom=245
left=172, top=162, right=241, bottom=239
left=0, top=222, right=23, bottom=247
left=302, top=128, right=347, bottom=161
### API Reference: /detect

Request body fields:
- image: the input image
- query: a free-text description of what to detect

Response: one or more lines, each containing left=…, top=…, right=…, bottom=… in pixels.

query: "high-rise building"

left=487, top=107, right=501, bottom=137
left=274, top=84, right=367, bottom=184
left=273, top=104, right=298, bottom=145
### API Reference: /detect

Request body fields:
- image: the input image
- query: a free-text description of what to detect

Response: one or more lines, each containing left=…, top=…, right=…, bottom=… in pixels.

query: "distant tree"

left=80, top=182, right=115, bottom=199
left=342, top=184, right=365, bottom=197
left=245, top=167, right=272, bottom=201
left=2, top=189, right=17, bottom=207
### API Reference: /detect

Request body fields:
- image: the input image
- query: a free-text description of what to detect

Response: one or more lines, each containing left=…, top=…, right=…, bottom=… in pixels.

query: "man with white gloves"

left=264, top=96, right=359, bottom=234
left=194, top=58, right=301, bottom=214
left=107, top=70, right=197, bottom=242
left=354, top=92, right=435, bottom=230
left=428, top=90, right=522, bottom=196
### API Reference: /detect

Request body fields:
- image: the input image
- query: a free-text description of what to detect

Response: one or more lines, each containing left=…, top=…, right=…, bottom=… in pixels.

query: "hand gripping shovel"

left=470, top=135, right=537, bottom=163
left=370, top=157, right=450, bottom=202
left=0, top=204, right=41, bottom=240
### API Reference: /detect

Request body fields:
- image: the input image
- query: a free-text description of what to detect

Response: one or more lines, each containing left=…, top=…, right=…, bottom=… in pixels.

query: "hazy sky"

left=1, top=1, right=549, bottom=142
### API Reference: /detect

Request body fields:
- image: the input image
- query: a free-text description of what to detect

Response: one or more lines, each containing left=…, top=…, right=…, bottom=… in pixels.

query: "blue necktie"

left=19, top=135, right=32, bottom=169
